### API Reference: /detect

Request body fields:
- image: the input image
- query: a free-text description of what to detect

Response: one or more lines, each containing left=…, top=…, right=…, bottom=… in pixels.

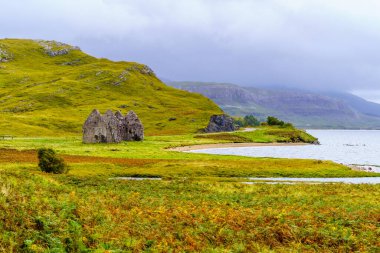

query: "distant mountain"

left=322, top=91, right=380, bottom=118
left=167, top=81, right=380, bottom=129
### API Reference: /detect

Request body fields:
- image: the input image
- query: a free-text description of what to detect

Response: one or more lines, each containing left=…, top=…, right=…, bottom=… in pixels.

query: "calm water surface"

left=191, top=130, right=380, bottom=173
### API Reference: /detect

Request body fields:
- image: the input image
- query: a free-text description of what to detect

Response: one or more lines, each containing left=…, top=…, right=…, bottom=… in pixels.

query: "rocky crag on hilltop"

left=83, top=109, right=144, bottom=143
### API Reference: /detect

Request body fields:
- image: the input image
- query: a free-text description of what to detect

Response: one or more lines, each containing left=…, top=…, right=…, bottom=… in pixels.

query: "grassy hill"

left=0, top=39, right=222, bottom=136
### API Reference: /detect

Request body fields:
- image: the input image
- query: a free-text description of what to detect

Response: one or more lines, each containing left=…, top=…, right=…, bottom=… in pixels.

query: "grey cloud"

left=1, top=0, right=380, bottom=92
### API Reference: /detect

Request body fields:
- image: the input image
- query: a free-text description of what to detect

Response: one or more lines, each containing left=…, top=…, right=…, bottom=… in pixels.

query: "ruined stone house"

left=83, top=109, right=144, bottom=143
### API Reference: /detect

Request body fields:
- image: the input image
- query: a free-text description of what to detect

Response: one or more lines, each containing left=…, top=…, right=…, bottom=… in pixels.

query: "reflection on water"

left=191, top=130, right=380, bottom=173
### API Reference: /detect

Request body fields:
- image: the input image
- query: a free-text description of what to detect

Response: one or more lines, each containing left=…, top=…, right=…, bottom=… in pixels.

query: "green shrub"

left=243, top=115, right=260, bottom=126
left=37, top=148, right=68, bottom=174
left=234, top=115, right=261, bottom=127
left=233, top=118, right=244, bottom=128
left=267, top=116, right=285, bottom=126
left=266, top=116, right=295, bottom=128
left=283, top=122, right=294, bottom=128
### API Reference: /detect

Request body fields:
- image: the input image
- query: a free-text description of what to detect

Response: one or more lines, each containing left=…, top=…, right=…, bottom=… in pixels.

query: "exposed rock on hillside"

left=36, top=40, right=80, bottom=57
left=125, top=65, right=155, bottom=76
left=83, top=109, right=144, bottom=143
left=0, top=45, right=12, bottom=62
left=139, top=65, right=155, bottom=76
left=205, top=114, right=236, bottom=133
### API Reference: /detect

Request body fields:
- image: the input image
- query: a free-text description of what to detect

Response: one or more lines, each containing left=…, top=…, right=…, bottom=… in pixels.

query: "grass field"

left=196, top=126, right=318, bottom=144
left=0, top=127, right=374, bottom=179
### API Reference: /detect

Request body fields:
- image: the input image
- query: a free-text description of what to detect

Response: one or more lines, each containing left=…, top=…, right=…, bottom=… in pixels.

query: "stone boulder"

left=205, top=114, right=236, bottom=133
left=125, top=110, right=144, bottom=141
left=82, top=109, right=144, bottom=143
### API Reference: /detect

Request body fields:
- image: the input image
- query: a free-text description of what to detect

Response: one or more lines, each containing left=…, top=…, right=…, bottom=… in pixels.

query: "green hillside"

left=0, top=39, right=222, bottom=136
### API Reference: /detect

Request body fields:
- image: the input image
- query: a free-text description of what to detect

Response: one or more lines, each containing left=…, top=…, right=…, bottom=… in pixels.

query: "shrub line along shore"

left=169, top=142, right=308, bottom=151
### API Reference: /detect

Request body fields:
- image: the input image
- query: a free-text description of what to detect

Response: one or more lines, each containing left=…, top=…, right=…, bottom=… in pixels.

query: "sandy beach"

left=169, top=142, right=308, bottom=152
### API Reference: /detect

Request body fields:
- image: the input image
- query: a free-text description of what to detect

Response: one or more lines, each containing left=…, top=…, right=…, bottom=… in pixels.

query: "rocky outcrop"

left=82, top=109, right=144, bottom=143
left=311, top=140, right=320, bottom=145
left=113, top=65, right=154, bottom=86
left=205, top=114, right=236, bottom=133
left=125, top=64, right=155, bottom=76
left=36, top=40, right=80, bottom=57
left=0, top=46, right=12, bottom=62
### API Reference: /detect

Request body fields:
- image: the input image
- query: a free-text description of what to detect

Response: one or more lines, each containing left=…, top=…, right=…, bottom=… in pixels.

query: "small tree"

left=267, top=116, right=285, bottom=126
left=233, top=118, right=244, bottom=127
left=37, top=148, right=68, bottom=174
left=243, top=115, right=260, bottom=127
left=266, top=116, right=295, bottom=128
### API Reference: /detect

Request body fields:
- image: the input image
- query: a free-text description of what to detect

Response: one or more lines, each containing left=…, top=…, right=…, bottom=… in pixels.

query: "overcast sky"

left=1, top=0, right=380, bottom=101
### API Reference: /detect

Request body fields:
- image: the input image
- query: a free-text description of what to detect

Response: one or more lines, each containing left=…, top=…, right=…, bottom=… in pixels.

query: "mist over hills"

left=167, top=81, right=380, bottom=129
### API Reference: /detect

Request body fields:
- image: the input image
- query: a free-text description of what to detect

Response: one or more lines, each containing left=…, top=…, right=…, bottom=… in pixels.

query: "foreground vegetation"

left=0, top=128, right=379, bottom=251
left=1, top=168, right=379, bottom=252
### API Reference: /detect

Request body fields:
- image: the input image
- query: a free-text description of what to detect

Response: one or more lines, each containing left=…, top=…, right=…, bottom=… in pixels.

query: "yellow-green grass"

left=0, top=130, right=378, bottom=251
left=0, top=131, right=376, bottom=179
left=196, top=126, right=318, bottom=143
left=0, top=39, right=222, bottom=136
left=0, top=168, right=379, bottom=252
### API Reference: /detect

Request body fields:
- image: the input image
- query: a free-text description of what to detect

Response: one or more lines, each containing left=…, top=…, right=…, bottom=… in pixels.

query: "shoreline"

left=169, top=142, right=380, bottom=174
left=169, top=142, right=309, bottom=152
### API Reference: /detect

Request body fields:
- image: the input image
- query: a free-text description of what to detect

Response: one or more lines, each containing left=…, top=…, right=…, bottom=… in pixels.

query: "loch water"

left=191, top=130, right=380, bottom=173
